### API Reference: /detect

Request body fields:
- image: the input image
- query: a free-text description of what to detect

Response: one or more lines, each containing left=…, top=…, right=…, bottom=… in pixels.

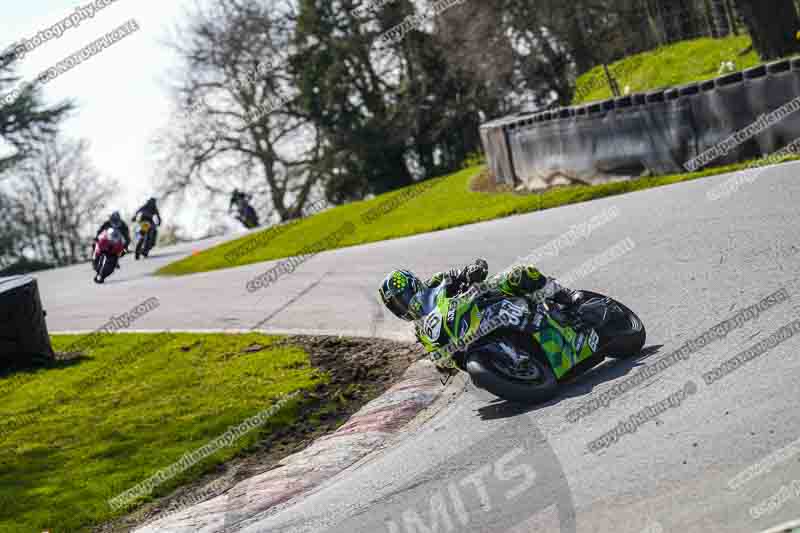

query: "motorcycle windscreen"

left=575, top=298, right=609, bottom=327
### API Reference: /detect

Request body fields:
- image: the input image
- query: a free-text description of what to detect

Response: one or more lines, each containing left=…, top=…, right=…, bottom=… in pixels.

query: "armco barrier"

left=481, top=58, right=800, bottom=189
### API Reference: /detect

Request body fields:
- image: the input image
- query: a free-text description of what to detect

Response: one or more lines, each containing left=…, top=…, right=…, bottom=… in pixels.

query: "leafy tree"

left=736, top=0, right=800, bottom=60
left=0, top=45, right=72, bottom=177
left=293, top=0, right=497, bottom=201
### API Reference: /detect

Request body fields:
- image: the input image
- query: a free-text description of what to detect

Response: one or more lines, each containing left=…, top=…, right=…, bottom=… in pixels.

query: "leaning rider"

left=95, top=211, right=131, bottom=249
left=378, top=259, right=578, bottom=340
left=94, top=211, right=131, bottom=269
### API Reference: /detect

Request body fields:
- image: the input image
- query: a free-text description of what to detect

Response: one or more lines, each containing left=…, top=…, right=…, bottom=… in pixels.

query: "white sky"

left=0, top=0, right=241, bottom=236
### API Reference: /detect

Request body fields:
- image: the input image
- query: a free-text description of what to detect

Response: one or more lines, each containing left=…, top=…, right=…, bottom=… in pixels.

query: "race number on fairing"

left=422, top=311, right=443, bottom=340
left=498, top=300, right=526, bottom=326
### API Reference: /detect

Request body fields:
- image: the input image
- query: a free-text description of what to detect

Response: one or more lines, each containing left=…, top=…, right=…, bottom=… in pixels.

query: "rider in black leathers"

left=94, top=211, right=130, bottom=269
left=132, top=197, right=161, bottom=247
left=229, top=189, right=252, bottom=213
left=229, top=188, right=261, bottom=227
left=95, top=211, right=131, bottom=249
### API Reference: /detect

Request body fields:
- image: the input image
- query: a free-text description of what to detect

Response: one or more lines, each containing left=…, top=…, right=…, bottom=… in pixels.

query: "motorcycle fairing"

left=532, top=317, right=598, bottom=379
left=418, top=286, right=483, bottom=369
left=419, top=290, right=531, bottom=370
left=575, top=297, right=611, bottom=328
left=416, top=283, right=600, bottom=378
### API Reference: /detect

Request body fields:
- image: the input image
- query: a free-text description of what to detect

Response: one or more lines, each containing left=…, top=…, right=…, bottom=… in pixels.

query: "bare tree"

left=0, top=190, right=25, bottom=269
left=10, top=135, right=116, bottom=266
left=155, top=0, right=324, bottom=222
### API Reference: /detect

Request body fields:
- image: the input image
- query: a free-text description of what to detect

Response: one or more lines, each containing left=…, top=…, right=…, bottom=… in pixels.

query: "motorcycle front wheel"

left=466, top=333, right=558, bottom=405
left=95, top=254, right=116, bottom=283
left=145, top=229, right=154, bottom=255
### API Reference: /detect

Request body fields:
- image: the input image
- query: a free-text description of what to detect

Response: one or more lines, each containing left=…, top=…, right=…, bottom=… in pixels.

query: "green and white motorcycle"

left=416, top=278, right=646, bottom=404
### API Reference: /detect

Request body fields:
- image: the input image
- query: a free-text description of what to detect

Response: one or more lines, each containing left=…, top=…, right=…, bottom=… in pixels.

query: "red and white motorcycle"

left=92, top=228, right=126, bottom=284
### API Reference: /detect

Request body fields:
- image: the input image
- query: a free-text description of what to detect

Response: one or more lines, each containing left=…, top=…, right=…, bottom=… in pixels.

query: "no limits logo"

left=321, top=417, right=576, bottom=533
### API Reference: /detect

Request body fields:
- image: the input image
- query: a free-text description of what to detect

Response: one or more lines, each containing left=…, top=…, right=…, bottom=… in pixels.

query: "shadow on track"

left=137, top=249, right=188, bottom=260
left=474, top=344, right=664, bottom=421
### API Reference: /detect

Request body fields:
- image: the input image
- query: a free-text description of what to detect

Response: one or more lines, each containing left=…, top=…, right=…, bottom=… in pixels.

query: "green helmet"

left=379, top=269, right=424, bottom=321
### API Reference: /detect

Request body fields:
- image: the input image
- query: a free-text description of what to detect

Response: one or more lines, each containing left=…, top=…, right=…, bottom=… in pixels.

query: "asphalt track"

left=37, top=162, right=800, bottom=533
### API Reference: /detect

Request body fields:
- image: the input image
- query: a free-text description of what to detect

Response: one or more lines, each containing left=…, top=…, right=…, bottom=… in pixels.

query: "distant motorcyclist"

left=229, top=188, right=252, bottom=213
left=378, top=259, right=578, bottom=342
left=132, top=197, right=161, bottom=245
left=229, top=188, right=260, bottom=228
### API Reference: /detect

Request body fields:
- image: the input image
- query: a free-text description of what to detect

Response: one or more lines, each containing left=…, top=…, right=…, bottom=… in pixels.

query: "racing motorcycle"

left=417, top=278, right=646, bottom=404
left=234, top=202, right=259, bottom=229
left=93, top=227, right=126, bottom=284
left=134, top=220, right=156, bottom=259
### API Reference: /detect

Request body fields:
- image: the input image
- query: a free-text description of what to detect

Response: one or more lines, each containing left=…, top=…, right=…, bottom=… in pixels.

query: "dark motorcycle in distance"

left=93, top=228, right=126, bottom=284
left=418, top=277, right=646, bottom=404
left=234, top=203, right=259, bottom=229
left=134, top=220, right=156, bottom=259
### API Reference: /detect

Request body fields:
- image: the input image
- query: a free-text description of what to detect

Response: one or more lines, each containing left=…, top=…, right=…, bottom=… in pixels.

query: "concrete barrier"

left=481, top=58, right=800, bottom=190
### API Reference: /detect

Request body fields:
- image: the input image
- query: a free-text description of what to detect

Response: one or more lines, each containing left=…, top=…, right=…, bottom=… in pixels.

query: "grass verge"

left=572, top=35, right=761, bottom=104
left=0, top=333, right=419, bottom=532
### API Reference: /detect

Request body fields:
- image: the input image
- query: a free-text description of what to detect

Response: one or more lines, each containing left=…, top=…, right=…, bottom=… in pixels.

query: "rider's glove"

left=532, top=278, right=567, bottom=302
left=464, top=259, right=488, bottom=284
left=548, top=287, right=584, bottom=329
left=552, top=287, right=576, bottom=307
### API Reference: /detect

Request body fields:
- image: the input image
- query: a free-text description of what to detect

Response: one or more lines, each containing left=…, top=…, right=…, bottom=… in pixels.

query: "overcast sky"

left=0, top=0, right=234, bottom=234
